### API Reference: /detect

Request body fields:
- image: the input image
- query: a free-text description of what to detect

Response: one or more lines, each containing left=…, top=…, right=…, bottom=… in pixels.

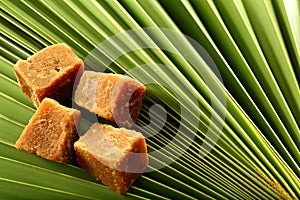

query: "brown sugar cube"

left=74, top=123, right=148, bottom=194
left=15, top=98, right=81, bottom=164
left=14, top=43, right=84, bottom=107
left=74, top=71, right=146, bottom=128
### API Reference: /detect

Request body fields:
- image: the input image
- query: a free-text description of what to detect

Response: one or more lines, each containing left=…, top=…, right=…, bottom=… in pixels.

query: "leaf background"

left=0, top=0, right=299, bottom=199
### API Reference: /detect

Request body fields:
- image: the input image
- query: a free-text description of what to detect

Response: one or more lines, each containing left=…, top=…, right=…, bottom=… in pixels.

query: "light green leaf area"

left=0, top=0, right=299, bottom=199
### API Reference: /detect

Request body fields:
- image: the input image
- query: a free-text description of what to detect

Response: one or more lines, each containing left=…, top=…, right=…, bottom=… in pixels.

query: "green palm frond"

left=0, top=0, right=299, bottom=199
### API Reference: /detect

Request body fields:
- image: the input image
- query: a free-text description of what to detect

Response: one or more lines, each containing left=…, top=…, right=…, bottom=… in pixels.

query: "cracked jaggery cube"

left=74, top=71, right=146, bottom=128
left=74, top=123, right=148, bottom=194
left=15, top=98, right=81, bottom=164
left=14, top=43, right=84, bottom=107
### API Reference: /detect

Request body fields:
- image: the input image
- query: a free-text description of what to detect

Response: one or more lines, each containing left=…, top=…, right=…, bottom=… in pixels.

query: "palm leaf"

left=0, top=0, right=299, bottom=199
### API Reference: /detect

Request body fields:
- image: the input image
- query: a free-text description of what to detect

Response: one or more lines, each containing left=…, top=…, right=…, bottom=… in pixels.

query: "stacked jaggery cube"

left=74, top=71, right=146, bottom=128
left=14, top=43, right=148, bottom=194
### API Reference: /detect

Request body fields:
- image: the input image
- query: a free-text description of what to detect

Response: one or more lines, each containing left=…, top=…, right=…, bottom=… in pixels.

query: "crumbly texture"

left=15, top=98, right=81, bottom=164
left=14, top=43, right=84, bottom=107
left=74, top=123, right=148, bottom=194
left=74, top=71, right=146, bottom=128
